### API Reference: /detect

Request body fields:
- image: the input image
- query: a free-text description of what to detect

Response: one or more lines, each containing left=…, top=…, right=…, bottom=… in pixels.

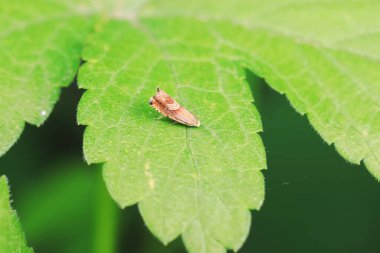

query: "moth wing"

left=165, top=100, right=181, bottom=111
left=154, top=89, right=181, bottom=111
left=167, top=107, right=200, bottom=127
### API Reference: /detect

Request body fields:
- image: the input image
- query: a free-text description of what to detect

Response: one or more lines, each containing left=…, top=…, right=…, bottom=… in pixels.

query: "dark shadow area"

left=242, top=70, right=380, bottom=253
left=119, top=205, right=185, bottom=253
left=0, top=84, right=85, bottom=182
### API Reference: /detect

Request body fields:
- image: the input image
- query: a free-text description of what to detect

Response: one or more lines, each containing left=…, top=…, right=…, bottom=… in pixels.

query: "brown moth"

left=149, top=88, right=200, bottom=127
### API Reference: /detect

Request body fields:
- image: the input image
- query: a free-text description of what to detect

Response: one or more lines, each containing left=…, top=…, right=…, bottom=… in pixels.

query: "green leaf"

left=141, top=0, right=380, bottom=178
left=0, top=176, right=33, bottom=253
left=0, top=0, right=92, bottom=155
left=78, top=18, right=266, bottom=252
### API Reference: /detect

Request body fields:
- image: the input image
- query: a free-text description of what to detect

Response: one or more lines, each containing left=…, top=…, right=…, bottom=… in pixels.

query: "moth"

left=149, top=88, right=200, bottom=127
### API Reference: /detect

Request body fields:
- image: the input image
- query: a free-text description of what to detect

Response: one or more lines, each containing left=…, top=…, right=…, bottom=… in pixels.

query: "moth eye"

left=149, top=98, right=153, bottom=105
left=157, top=87, right=160, bottom=92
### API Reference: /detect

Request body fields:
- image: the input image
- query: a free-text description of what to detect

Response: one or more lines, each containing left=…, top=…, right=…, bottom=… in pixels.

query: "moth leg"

left=155, top=115, right=165, bottom=120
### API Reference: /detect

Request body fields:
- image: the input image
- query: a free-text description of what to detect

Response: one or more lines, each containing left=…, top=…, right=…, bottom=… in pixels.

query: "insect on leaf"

left=149, top=88, right=201, bottom=127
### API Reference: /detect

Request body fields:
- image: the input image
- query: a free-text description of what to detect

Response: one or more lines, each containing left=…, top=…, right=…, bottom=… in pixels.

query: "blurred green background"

left=1, top=73, right=380, bottom=253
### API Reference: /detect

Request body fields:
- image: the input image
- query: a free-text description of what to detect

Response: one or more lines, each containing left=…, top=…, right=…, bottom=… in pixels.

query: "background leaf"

left=0, top=0, right=92, bottom=155
left=0, top=176, right=33, bottom=253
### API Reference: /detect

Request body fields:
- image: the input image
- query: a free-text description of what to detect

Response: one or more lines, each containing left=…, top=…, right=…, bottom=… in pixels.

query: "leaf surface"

left=0, top=176, right=33, bottom=253
left=78, top=18, right=266, bottom=253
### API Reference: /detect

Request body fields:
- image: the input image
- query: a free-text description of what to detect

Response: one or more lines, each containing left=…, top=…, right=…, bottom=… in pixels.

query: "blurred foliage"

left=0, top=176, right=33, bottom=253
